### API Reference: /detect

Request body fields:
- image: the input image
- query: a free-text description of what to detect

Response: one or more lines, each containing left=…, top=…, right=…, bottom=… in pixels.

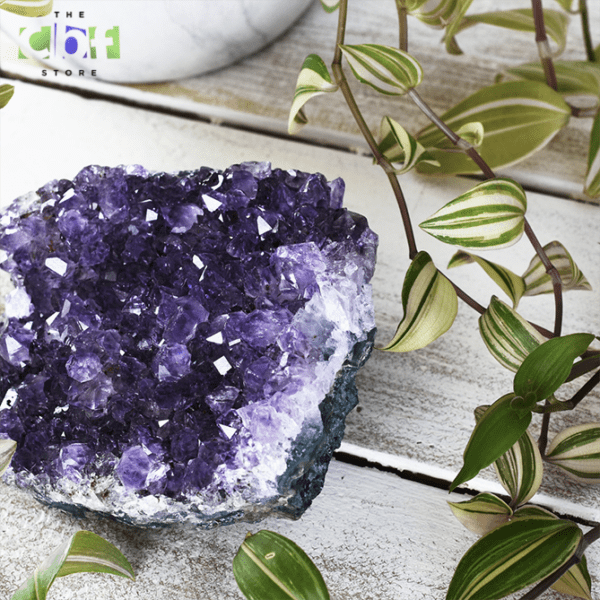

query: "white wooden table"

left=1, top=2, right=599, bottom=599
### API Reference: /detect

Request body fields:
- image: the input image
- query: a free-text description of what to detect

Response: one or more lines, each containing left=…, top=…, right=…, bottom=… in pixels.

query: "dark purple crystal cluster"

left=0, top=162, right=376, bottom=526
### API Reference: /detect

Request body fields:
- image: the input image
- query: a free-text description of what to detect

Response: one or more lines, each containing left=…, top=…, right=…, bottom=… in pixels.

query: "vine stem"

left=396, top=0, right=409, bottom=51
left=518, top=524, right=600, bottom=600
left=332, top=0, right=419, bottom=258
left=579, top=0, right=596, bottom=63
left=531, top=0, right=558, bottom=90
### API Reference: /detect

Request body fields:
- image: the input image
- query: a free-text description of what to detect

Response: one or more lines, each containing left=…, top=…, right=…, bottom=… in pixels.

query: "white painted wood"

left=1, top=0, right=597, bottom=200
left=1, top=460, right=598, bottom=599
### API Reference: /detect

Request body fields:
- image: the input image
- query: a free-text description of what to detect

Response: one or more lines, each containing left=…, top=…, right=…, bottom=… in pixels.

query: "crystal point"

left=0, top=162, right=377, bottom=527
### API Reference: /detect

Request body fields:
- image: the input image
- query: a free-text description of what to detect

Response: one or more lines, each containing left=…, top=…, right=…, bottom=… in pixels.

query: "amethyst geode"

left=0, top=162, right=376, bottom=527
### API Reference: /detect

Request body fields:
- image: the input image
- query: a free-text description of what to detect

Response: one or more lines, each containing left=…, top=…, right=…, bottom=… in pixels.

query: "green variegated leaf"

left=288, top=54, right=339, bottom=135
left=419, top=178, right=527, bottom=250
left=380, top=251, right=457, bottom=352
left=585, top=110, right=600, bottom=198
left=473, top=409, right=543, bottom=506
left=406, top=0, right=464, bottom=28
left=498, top=61, right=600, bottom=102
left=479, top=296, right=548, bottom=372
left=339, top=44, right=423, bottom=96
left=447, top=9, right=569, bottom=56
left=547, top=423, right=600, bottom=483
left=513, top=333, right=595, bottom=403
left=448, top=251, right=525, bottom=307
left=11, top=531, right=134, bottom=600
left=0, top=438, right=17, bottom=475
left=319, top=0, right=339, bottom=13
left=377, top=116, right=440, bottom=173
left=441, top=0, right=475, bottom=54
left=512, top=506, right=593, bottom=600
left=233, top=530, right=329, bottom=600
left=448, top=493, right=512, bottom=536
left=446, top=517, right=582, bottom=600
left=416, top=81, right=571, bottom=175
left=0, top=84, right=15, bottom=109
left=523, top=240, right=592, bottom=296
left=493, top=429, right=543, bottom=506
left=0, top=0, right=52, bottom=16
left=553, top=0, right=576, bottom=12
left=450, top=393, right=532, bottom=492
left=433, top=122, right=485, bottom=149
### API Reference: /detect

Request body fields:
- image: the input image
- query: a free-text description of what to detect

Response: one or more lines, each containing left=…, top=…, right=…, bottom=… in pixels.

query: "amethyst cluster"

left=0, top=162, right=376, bottom=527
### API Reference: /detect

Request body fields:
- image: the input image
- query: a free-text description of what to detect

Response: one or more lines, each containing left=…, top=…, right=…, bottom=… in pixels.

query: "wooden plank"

left=1, top=460, right=598, bottom=599
left=1, top=80, right=599, bottom=515
left=1, top=0, right=597, bottom=201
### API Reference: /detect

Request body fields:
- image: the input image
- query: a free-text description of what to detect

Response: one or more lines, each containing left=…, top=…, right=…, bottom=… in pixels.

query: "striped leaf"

left=416, top=81, right=571, bottom=175
left=288, top=54, right=339, bottom=135
left=523, top=240, right=592, bottom=297
left=380, top=251, right=457, bottom=352
left=448, top=251, right=525, bottom=307
left=553, top=0, right=575, bottom=10
left=0, top=438, right=17, bottom=475
left=585, top=110, right=600, bottom=198
left=446, top=517, right=582, bottom=600
left=11, top=531, right=134, bottom=600
left=319, top=0, right=339, bottom=13
left=377, top=116, right=440, bottom=173
left=498, top=61, right=600, bottom=102
left=448, top=493, right=512, bottom=536
left=512, top=506, right=593, bottom=600
left=0, top=0, right=53, bottom=17
left=233, top=530, right=329, bottom=600
left=450, top=393, right=532, bottom=492
left=404, top=0, right=464, bottom=28
left=493, top=429, right=543, bottom=506
left=0, top=84, right=15, bottom=109
left=447, top=9, right=569, bottom=56
left=474, top=407, right=543, bottom=506
left=479, top=296, right=548, bottom=372
left=513, top=333, right=595, bottom=403
left=419, top=178, right=527, bottom=250
left=339, top=44, right=423, bottom=96
left=547, top=423, right=600, bottom=483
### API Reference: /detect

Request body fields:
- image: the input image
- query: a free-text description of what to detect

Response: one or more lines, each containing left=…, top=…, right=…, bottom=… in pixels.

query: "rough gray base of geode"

left=4, top=329, right=374, bottom=528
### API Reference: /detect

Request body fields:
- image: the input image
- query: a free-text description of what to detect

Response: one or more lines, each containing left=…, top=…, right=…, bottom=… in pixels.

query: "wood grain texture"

left=1, top=460, right=597, bottom=599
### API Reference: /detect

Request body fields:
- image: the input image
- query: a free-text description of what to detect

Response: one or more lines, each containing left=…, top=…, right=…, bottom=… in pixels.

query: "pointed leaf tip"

left=380, top=251, right=457, bottom=352
left=340, top=44, right=423, bottom=96
left=450, top=393, right=532, bottom=492
left=420, top=178, right=527, bottom=250
left=288, top=54, right=338, bottom=134
left=0, top=438, right=17, bottom=475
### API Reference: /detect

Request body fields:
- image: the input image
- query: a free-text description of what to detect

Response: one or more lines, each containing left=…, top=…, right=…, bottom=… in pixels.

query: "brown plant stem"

left=519, top=524, right=600, bottom=600
left=396, top=1, right=409, bottom=51
left=523, top=221, right=563, bottom=338
left=531, top=0, right=558, bottom=90
left=333, top=0, right=419, bottom=258
left=536, top=369, right=600, bottom=413
left=579, top=0, right=596, bottom=63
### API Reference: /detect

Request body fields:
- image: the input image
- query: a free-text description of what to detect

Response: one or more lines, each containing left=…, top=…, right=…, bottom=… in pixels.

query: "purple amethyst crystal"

left=0, top=162, right=377, bottom=527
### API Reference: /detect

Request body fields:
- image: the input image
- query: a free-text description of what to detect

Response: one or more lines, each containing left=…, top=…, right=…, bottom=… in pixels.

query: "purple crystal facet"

left=0, top=162, right=377, bottom=527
